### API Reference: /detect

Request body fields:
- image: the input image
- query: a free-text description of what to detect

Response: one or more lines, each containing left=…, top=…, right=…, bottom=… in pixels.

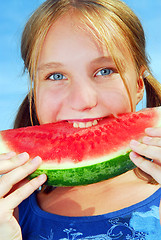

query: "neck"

left=38, top=170, right=160, bottom=217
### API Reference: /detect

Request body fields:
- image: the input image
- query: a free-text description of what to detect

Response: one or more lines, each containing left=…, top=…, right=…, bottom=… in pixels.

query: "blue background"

left=0, top=0, right=161, bottom=130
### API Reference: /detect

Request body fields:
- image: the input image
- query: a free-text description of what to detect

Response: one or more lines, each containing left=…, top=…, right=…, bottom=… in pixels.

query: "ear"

left=136, top=66, right=145, bottom=105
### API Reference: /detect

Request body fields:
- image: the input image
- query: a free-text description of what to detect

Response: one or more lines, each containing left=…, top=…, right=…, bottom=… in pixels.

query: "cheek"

left=100, top=88, right=131, bottom=115
left=35, top=87, right=63, bottom=124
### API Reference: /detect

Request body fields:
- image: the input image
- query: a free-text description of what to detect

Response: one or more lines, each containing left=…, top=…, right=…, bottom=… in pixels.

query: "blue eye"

left=96, top=68, right=113, bottom=76
left=48, top=73, right=66, bottom=81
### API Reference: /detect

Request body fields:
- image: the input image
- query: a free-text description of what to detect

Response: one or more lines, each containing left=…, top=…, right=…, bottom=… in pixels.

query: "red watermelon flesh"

left=0, top=107, right=161, bottom=186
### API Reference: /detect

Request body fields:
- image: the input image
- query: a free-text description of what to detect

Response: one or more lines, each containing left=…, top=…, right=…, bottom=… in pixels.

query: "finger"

left=145, top=127, right=161, bottom=137
left=5, top=178, right=29, bottom=197
left=0, top=152, right=16, bottom=160
left=0, top=152, right=29, bottom=175
left=142, top=136, right=161, bottom=148
left=4, top=174, right=47, bottom=210
left=0, top=156, right=42, bottom=197
left=130, top=140, right=161, bottom=164
left=129, top=151, right=161, bottom=184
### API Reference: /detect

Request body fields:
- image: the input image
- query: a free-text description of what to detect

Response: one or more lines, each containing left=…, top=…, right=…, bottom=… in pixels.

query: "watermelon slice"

left=0, top=107, right=161, bottom=186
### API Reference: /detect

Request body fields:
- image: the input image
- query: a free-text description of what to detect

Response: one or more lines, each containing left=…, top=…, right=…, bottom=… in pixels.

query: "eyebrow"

left=37, top=56, right=115, bottom=72
left=90, top=56, right=115, bottom=66
left=37, top=62, right=64, bottom=72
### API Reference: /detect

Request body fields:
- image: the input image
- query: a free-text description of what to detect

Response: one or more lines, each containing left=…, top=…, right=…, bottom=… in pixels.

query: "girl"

left=1, top=0, right=161, bottom=239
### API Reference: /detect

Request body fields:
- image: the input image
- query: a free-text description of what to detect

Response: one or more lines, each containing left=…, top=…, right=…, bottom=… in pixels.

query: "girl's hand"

left=0, top=152, right=47, bottom=240
left=129, top=127, right=161, bottom=223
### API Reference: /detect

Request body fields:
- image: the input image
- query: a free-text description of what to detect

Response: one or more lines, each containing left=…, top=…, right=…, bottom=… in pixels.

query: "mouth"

left=67, top=118, right=103, bottom=128
left=58, top=113, right=118, bottom=128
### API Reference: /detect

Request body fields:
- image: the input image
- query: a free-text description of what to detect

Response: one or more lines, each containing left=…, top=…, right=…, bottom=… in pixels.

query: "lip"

left=64, top=117, right=104, bottom=123
left=57, top=114, right=117, bottom=124
left=56, top=115, right=116, bottom=128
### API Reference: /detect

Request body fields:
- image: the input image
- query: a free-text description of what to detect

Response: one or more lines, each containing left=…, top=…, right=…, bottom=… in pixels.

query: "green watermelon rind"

left=29, top=151, right=135, bottom=186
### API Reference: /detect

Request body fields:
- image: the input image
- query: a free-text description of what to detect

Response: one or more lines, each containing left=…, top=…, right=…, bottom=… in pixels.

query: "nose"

left=69, top=80, right=98, bottom=111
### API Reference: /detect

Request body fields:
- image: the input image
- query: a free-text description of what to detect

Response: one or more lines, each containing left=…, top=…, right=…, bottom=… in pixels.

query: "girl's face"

left=36, top=13, right=144, bottom=127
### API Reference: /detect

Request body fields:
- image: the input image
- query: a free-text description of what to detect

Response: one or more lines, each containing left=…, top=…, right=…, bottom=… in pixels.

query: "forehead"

left=39, top=11, right=133, bottom=71
left=38, top=13, right=105, bottom=64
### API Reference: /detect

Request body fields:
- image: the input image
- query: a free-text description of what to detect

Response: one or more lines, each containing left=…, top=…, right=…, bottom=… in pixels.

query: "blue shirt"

left=19, top=188, right=161, bottom=240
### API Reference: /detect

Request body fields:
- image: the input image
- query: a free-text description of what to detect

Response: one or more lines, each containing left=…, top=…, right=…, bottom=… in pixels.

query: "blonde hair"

left=16, top=0, right=161, bottom=184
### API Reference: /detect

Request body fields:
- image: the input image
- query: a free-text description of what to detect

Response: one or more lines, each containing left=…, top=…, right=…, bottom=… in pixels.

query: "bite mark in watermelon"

left=0, top=107, right=161, bottom=186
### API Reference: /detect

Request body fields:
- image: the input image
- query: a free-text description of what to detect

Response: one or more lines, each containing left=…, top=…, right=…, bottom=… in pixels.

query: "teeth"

left=79, top=122, right=86, bottom=128
left=86, top=122, right=93, bottom=128
left=72, top=120, right=98, bottom=128
left=73, top=122, right=79, bottom=128
left=93, top=120, right=98, bottom=126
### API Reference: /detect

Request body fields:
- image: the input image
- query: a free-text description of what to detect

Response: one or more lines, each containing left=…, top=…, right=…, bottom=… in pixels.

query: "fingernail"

left=130, top=140, right=140, bottom=146
left=18, top=152, right=29, bottom=161
left=37, top=174, right=47, bottom=182
left=145, top=128, right=153, bottom=134
left=130, top=152, right=138, bottom=158
left=31, top=156, right=42, bottom=165
left=143, top=136, right=152, bottom=142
